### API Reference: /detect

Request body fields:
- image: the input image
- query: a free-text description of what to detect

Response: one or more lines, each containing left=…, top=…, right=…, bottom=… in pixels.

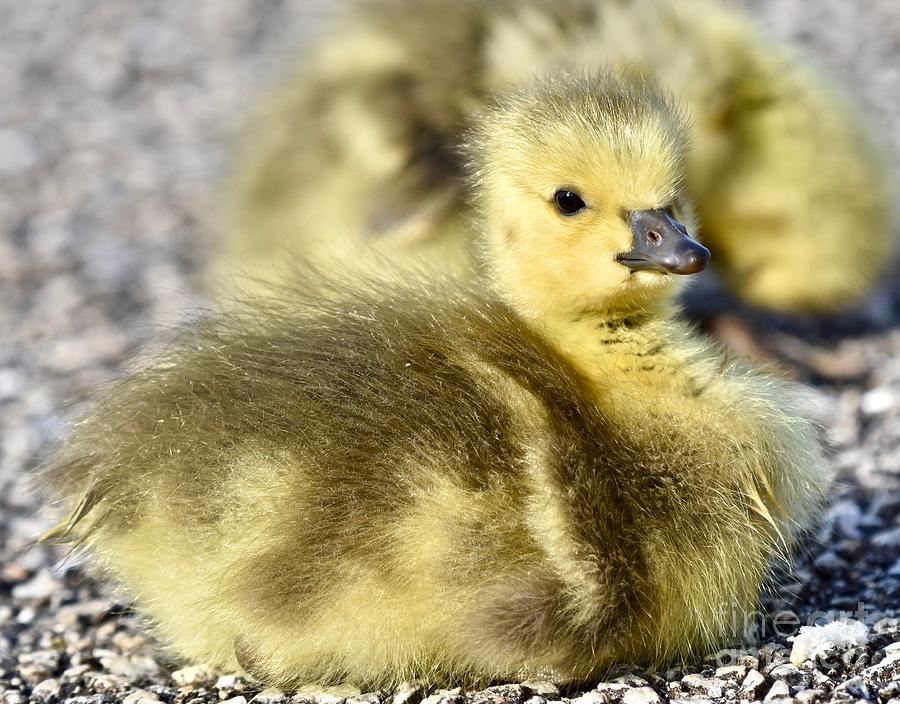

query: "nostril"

left=646, top=230, right=663, bottom=246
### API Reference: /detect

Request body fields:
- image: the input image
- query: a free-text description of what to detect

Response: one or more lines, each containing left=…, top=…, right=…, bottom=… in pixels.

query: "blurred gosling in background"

left=219, top=0, right=894, bottom=315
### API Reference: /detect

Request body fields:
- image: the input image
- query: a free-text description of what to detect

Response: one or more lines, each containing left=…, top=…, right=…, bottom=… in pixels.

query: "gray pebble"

left=10, top=570, right=60, bottom=601
left=862, top=650, right=900, bottom=686
left=620, top=687, right=661, bottom=704
left=764, top=680, right=791, bottom=700
left=216, top=673, right=248, bottom=691
left=100, top=653, right=161, bottom=679
left=17, top=649, right=61, bottom=684
left=251, top=690, right=290, bottom=704
left=392, top=682, right=424, bottom=704
left=171, top=663, right=217, bottom=686
left=29, top=678, right=60, bottom=702
left=586, top=683, right=630, bottom=703
left=739, top=669, right=767, bottom=700
left=294, top=686, right=360, bottom=704
left=680, top=674, right=725, bottom=699
left=468, top=685, right=528, bottom=704
left=873, top=526, right=900, bottom=547
left=57, top=599, right=113, bottom=627
left=874, top=617, right=900, bottom=634
left=768, top=664, right=811, bottom=691
left=793, top=689, right=824, bottom=703
left=834, top=676, right=871, bottom=699
left=122, top=690, right=165, bottom=704
left=420, top=691, right=463, bottom=704
left=880, top=681, right=900, bottom=701
left=714, top=665, right=748, bottom=682
left=87, top=671, right=129, bottom=691
left=573, top=691, right=612, bottom=704
left=521, top=682, right=559, bottom=699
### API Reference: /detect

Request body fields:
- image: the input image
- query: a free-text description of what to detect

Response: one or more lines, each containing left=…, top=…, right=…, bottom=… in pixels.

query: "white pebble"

left=788, top=619, right=869, bottom=665
left=391, top=683, right=422, bottom=704
left=170, top=663, right=215, bottom=686
left=123, top=690, right=163, bottom=704
left=764, top=680, right=790, bottom=700
left=874, top=526, right=900, bottom=547
left=11, top=570, right=60, bottom=601
left=860, top=387, right=895, bottom=415
left=572, top=691, right=608, bottom=704
left=741, top=669, right=766, bottom=695
left=216, top=674, right=240, bottom=690
left=622, top=687, right=661, bottom=704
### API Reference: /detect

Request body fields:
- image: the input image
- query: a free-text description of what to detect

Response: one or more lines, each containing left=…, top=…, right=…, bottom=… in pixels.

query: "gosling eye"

left=553, top=189, right=587, bottom=216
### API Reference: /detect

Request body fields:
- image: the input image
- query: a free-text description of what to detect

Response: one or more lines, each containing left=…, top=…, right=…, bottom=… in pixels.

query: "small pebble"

left=30, top=679, right=60, bottom=701
left=764, top=680, right=791, bottom=700
left=834, top=676, right=870, bottom=699
left=715, top=665, right=748, bottom=681
left=216, top=673, right=244, bottom=691
left=873, top=526, right=900, bottom=547
left=860, top=387, right=895, bottom=415
left=572, top=691, right=608, bottom=704
left=739, top=669, right=766, bottom=700
left=295, top=686, right=360, bottom=704
left=123, top=690, right=164, bottom=704
left=769, top=663, right=811, bottom=690
left=862, top=650, right=900, bottom=686
left=621, top=687, right=661, bottom=704
left=100, top=654, right=161, bottom=679
left=171, top=664, right=216, bottom=687
left=391, top=683, right=423, bottom=704
left=10, top=570, right=60, bottom=601
left=681, top=674, right=724, bottom=699
left=83, top=671, right=129, bottom=691
left=521, top=682, right=559, bottom=698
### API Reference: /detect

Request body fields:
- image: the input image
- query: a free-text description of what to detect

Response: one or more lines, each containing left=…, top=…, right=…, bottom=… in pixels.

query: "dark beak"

left=616, top=209, right=710, bottom=275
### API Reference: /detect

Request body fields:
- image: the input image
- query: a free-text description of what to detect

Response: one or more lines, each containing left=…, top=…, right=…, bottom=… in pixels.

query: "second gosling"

left=44, top=74, right=827, bottom=689
left=220, top=0, right=894, bottom=313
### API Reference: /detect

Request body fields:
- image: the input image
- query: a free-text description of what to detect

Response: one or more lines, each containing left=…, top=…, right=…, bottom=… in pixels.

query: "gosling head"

left=470, top=72, right=709, bottom=321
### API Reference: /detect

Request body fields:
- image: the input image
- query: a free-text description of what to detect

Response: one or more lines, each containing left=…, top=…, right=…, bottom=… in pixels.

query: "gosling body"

left=47, top=74, right=827, bottom=689
left=221, top=0, right=893, bottom=311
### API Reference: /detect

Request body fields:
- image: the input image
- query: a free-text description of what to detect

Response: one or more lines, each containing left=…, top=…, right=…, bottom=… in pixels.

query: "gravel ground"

left=1, top=2, right=899, bottom=704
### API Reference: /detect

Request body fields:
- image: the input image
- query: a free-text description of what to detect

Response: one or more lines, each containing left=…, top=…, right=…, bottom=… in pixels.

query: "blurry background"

left=1, top=1, right=899, bottom=701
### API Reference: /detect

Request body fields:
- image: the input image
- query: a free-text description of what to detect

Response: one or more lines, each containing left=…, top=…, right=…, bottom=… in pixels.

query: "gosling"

left=45, top=73, right=827, bottom=690
left=219, top=0, right=893, bottom=313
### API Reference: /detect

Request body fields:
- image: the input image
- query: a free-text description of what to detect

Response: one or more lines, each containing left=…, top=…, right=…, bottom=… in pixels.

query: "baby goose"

left=46, top=74, right=826, bottom=689
left=220, top=0, right=893, bottom=312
